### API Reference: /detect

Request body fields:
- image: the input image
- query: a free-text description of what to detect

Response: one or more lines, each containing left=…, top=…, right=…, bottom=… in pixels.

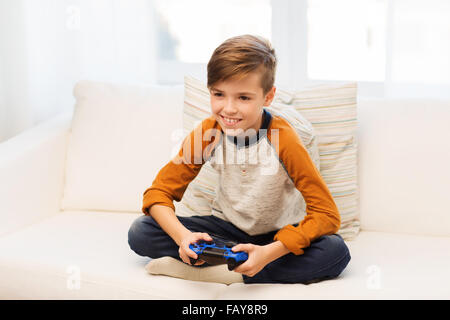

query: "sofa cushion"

left=175, top=76, right=320, bottom=225
left=216, top=231, right=450, bottom=299
left=62, top=81, right=184, bottom=213
left=1, top=214, right=449, bottom=299
left=357, top=98, right=450, bottom=237
left=0, top=211, right=225, bottom=299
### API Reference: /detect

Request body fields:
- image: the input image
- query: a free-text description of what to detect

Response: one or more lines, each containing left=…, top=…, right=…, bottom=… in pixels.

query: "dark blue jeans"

left=128, top=214, right=351, bottom=284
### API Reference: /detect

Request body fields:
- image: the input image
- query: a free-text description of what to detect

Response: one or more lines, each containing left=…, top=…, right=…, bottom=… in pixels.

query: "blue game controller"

left=189, top=236, right=248, bottom=271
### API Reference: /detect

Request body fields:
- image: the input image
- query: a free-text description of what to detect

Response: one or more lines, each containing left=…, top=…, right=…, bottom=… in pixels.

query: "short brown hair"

left=207, top=34, right=277, bottom=95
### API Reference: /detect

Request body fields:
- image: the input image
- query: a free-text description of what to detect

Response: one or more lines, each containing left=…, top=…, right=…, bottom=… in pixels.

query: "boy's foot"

left=145, top=256, right=243, bottom=285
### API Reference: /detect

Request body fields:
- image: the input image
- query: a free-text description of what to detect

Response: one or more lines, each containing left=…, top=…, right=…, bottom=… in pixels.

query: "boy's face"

left=209, top=71, right=276, bottom=137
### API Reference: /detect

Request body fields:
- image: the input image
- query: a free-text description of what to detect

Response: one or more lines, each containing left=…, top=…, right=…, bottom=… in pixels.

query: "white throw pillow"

left=62, top=80, right=184, bottom=213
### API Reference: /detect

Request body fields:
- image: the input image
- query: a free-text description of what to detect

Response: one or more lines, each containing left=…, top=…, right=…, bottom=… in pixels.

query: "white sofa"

left=1, top=81, right=450, bottom=300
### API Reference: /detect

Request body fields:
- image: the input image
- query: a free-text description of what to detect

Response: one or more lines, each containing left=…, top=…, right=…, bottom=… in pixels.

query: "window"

left=155, top=0, right=271, bottom=83
left=304, top=0, right=450, bottom=97
left=153, top=0, right=450, bottom=98
left=391, top=0, right=450, bottom=85
left=307, top=0, right=387, bottom=82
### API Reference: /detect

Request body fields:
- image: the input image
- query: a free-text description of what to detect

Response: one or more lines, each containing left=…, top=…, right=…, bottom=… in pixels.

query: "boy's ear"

left=263, top=86, right=276, bottom=106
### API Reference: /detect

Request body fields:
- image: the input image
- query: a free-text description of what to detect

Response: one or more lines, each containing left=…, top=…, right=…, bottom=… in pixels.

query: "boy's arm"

left=269, top=121, right=341, bottom=256
left=141, top=118, right=222, bottom=243
left=141, top=137, right=200, bottom=245
left=149, top=204, right=191, bottom=246
left=142, top=117, right=221, bottom=215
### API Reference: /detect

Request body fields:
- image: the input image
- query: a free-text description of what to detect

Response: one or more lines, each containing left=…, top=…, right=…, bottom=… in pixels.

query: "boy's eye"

left=212, top=92, right=250, bottom=101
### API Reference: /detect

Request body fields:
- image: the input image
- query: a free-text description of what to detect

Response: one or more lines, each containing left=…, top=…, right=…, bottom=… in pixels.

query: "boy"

left=128, top=34, right=350, bottom=284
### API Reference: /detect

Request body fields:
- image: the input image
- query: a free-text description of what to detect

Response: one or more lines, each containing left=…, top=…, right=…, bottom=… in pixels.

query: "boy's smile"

left=209, top=69, right=276, bottom=137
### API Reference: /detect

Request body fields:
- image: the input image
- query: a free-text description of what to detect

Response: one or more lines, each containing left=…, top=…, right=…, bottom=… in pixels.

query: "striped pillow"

left=274, top=84, right=360, bottom=240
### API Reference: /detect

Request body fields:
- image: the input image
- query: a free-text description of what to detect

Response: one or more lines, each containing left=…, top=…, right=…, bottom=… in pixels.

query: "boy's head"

left=207, top=34, right=277, bottom=136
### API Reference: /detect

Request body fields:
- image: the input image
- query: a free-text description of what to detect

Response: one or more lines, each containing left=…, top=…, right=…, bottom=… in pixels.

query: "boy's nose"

left=222, top=99, right=238, bottom=114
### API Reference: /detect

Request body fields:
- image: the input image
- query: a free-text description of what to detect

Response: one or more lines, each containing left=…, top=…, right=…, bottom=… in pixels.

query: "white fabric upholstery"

left=1, top=81, right=450, bottom=299
left=0, top=112, right=70, bottom=237
left=0, top=211, right=225, bottom=299
left=357, top=98, right=450, bottom=236
left=218, top=231, right=450, bottom=299
left=62, top=81, right=184, bottom=213
left=0, top=211, right=449, bottom=299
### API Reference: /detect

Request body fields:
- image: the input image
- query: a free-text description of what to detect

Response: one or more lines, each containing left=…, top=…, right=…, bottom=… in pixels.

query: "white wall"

left=0, top=0, right=158, bottom=143
left=0, top=60, right=5, bottom=143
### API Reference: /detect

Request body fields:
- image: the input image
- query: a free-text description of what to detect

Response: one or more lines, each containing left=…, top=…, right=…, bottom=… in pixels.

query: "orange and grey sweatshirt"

left=142, top=108, right=340, bottom=255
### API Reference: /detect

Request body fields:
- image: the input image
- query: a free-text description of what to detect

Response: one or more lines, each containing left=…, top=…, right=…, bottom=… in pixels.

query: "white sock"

left=145, top=257, right=243, bottom=285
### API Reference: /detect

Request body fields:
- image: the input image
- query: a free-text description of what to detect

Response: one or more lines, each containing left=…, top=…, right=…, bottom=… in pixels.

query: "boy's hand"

left=231, top=243, right=271, bottom=277
left=178, top=232, right=213, bottom=266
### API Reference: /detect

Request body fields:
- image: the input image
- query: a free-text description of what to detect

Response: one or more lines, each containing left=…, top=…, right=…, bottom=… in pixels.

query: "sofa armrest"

left=0, top=111, right=72, bottom=237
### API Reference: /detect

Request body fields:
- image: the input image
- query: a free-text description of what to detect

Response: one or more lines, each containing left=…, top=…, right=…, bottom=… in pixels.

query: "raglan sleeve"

left=142, top=119, right=220, bottom=215
left=273, top=126, right=341, bottom=255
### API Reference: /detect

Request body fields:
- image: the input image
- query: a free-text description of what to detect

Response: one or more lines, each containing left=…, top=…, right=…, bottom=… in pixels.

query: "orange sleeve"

left=142, top=117, right=222, bottom=215
left=269, top=117, right=341, bottom=255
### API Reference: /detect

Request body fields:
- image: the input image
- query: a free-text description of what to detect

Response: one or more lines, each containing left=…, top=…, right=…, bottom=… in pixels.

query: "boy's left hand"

left=231, top=243, right=271, bottom=277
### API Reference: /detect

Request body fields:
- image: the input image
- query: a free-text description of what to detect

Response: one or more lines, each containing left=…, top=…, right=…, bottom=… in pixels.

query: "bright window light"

left=155, top=0, right=272, bottom=63
left=307, top=0, right=387, bottom=82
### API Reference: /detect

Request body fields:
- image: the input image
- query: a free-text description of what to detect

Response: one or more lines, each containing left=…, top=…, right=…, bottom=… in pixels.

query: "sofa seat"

left=1, top=210, right=449, bottom=300
left=0, top=211, right=228, bottom=300
left=221, top=231, right=450, bottom=299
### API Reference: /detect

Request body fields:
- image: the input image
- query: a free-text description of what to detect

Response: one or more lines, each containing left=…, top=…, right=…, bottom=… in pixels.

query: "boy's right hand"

left=178, top=232, right=213, bottom=266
